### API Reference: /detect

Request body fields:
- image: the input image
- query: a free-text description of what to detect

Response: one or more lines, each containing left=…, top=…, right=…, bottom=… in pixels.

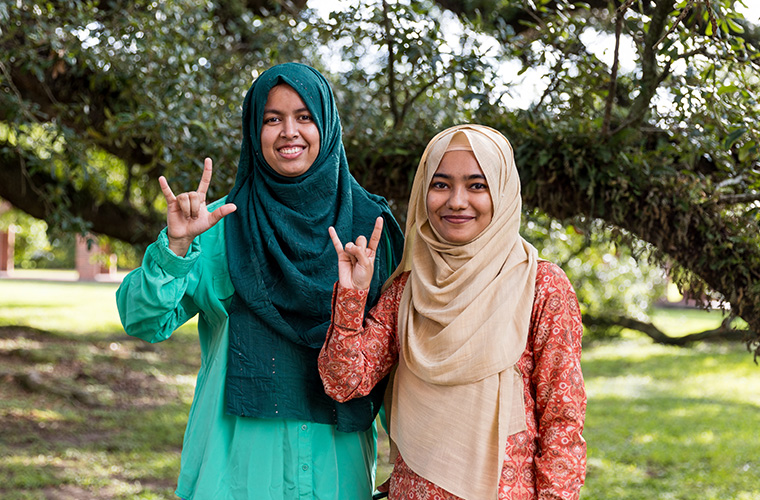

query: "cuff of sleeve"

left=146, top=229, right=201, bottom=278
left=332, top=283, right=369, bottom=331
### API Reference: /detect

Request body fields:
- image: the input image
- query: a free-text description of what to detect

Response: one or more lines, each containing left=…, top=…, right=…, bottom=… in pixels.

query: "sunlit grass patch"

left=0, top=279, right=198, bottom=337
left=581, top=337, right=760, bottom=500
left=0, top=453, right=64, bottom=490
left=649, top=306, right=732, bottom=336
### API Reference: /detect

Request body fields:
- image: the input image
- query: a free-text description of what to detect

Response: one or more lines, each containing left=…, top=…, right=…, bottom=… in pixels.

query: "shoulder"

left=534, top=260, right=578, bottom=310
left=535, top=260, right=575, bottom=293
left=530, top=261, right=583, bottom=345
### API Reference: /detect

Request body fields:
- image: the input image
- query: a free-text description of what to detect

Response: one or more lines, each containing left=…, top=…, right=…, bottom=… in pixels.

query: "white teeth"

left=279, top=147, right=303, bottom=154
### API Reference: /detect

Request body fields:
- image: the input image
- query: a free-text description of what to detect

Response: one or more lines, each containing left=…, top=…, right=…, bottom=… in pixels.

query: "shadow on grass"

left=0, top=325, right=197, bottom=499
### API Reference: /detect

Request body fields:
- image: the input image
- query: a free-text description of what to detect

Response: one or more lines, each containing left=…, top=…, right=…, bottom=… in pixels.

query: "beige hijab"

left=387, top=124, right=538, bottom=499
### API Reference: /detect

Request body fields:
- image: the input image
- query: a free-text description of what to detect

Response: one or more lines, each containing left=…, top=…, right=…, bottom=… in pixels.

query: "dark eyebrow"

left=431, top=173, right=487, bottom=180
left=262, top=106, right=311, bottom=115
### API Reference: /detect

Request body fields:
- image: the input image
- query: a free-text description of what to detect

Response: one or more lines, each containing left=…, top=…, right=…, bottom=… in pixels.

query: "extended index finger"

left=327, top=226, right=345, bottom=256
left=158, top=176, right=176, bottom=204
left=367, top=217, right=384, bottom=254
left=196, top=157, right=213, bottom=199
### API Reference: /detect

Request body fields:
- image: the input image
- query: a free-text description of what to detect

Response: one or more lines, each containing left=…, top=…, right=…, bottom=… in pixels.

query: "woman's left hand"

left=328, top=217, right=384, bottom=290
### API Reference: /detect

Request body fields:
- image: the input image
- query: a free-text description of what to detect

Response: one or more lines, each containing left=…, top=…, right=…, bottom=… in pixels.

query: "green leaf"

left=726, top=18, right=744, bottom=34
left=724, top=128, right=747, bottom=149
left=718, top=84, right=739, bottom=95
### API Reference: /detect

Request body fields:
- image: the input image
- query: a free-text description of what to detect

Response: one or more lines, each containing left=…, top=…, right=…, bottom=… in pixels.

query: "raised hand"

left=328, top=217, right=384, bottom=290
left=159, top=157, right=237, bottom=257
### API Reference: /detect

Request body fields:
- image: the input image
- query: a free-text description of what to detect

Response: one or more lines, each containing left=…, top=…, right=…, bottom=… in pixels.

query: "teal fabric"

left=116, top=206, right=377, bottom=499
left=224, top=62, right=404, bottom=429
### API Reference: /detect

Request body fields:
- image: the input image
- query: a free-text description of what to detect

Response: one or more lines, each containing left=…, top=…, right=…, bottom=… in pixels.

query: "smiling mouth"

left=442, top=215, right=474, bottom=224
left=278, top=146, right=305, bottom=156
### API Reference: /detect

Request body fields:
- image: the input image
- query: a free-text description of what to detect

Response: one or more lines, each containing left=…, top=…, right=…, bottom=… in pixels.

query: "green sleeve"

left=115, top=229, right=202, bottom=343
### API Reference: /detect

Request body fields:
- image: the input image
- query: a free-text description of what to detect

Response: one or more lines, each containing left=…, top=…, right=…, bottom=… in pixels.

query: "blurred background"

left=1, top=1, right=759, bottom=498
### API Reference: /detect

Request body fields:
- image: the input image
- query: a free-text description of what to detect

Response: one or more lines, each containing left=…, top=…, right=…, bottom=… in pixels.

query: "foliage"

left=2, top=0, right=760, bottom=353
left=1, top=0, right=323, bottom=242
left=0, top=204, right=74, bottom=269
left=523, top=212, right=668, bottom=340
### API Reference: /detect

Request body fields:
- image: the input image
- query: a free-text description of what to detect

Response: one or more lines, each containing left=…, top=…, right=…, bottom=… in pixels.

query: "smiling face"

left=260, top=84, right=320, bottom=177
left=426, top=150, right=494, bottom=244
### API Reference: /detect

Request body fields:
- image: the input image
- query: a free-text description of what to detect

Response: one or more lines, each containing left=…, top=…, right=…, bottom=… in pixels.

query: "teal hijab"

left=224, top=63, right=404, bottom=428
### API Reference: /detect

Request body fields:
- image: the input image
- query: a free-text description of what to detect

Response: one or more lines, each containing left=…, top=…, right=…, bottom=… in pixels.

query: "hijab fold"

left=388, top=125, right=538, bottom=499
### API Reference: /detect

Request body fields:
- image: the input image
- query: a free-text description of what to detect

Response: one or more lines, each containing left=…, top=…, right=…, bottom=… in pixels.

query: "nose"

left=279, top=117, right=299, bottom=138
left=446, top=186, right=468, bottom=210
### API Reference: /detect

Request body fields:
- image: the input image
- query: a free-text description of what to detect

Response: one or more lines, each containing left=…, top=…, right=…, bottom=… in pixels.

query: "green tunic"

left=116, top=200, right=377, bottom=500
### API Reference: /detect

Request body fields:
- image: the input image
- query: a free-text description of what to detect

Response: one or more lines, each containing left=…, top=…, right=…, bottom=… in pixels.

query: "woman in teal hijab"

left=116, top=62, right=404, bottom=499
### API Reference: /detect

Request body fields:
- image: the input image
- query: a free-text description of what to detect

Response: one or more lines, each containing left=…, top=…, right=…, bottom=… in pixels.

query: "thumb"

left=208, top=203, right=237, bottom=226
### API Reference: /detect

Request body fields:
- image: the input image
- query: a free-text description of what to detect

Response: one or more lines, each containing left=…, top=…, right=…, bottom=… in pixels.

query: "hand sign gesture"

left=328, top=217, right=384, bottom=290
left=159, top=157, right=237, bottom=257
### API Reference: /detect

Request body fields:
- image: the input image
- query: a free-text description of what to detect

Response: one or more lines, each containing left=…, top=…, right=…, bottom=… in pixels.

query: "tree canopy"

left=2, top=0, right=759, bottom=356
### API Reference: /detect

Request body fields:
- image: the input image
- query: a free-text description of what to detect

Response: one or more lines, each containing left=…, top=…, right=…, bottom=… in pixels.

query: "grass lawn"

left=0, top=274, right=758, bottom=499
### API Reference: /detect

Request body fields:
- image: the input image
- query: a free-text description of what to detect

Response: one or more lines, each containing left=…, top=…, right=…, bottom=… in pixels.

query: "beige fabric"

left=387, top=125, right=539, bottom=499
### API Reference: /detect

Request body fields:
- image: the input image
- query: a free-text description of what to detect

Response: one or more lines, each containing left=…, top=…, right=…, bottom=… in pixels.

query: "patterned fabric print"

left=321, top=279, right=405, bottom=402
left=319, top=261, right=586, bottom=500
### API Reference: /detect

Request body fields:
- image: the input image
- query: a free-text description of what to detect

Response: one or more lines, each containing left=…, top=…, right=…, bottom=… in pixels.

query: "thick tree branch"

left=1, top=48, right=156, bottom=167
left=0, top=145, right=163, bottom=245
left=625, top=0, right=675, bottom=127
left=515, top=135, right=760, bottom=356
left=382, top=0, right=400, bottom=126
left=603, top=4, right=626, bottom=136
left=583, top=313, right=752, bottom=345
left=717, top=193, right=760, bottom=204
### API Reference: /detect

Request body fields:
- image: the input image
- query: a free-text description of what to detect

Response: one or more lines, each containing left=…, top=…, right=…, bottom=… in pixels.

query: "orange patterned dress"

left=319, top=260, right=586, bottom=500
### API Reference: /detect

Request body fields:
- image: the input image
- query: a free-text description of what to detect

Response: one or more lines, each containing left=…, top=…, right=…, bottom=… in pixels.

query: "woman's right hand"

left=328, top=217, right=384, bottom=290
left=159, top=157, right=237, bottom=257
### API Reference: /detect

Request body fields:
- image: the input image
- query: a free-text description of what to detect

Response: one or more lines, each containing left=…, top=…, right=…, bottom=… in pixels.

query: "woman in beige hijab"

left=320, top=124, right=586, bottom=500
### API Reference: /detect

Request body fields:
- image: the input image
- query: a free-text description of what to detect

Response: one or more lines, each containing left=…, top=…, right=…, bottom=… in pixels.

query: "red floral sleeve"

left=318, top=274, right=408, bottom=402
left=530, top=262, right=587, bottom=499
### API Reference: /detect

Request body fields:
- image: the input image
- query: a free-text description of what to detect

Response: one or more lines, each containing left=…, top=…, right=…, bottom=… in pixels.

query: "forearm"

left=319, top=282, right=400, bottom=402
left=534, top=353, right=586, bottom=499
left=532, top=267, right=587, bottom=498
left=116, top=230, right=201, bottom=343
